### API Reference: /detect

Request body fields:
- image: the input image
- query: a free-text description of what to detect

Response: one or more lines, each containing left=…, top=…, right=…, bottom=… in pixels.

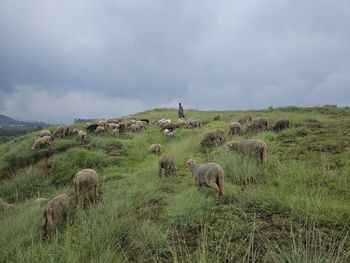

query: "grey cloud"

left=0, top=0, right=349, bottom=122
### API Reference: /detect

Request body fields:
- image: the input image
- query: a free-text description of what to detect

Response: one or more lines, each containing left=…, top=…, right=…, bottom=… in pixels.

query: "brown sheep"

left=175, top=119, right=187, bottom=128
left=32, top=136, right=52, bottom=151
left=227, top=139, right=267, bottom=163
left=148, top=144, right=162, bottom=155
left=200, top=128, right=225, bottom=147
left=39, top=130, right=52, bottom=138
left=228, top=122, right=242, bottom=135
left=77, top=130, right=87, bottom=144
left=238, top=115, right=252, bottom=125
left=112, top=128, right=120, bottom=137
left=158, top=154, right=176, bottom=177
left=42, top=193, right=70, bottom=239
left=246, top=117, right=268, bottom=132
left=53, top=125, right=70, bottom=138
left=273, top=119, right=290, bottom=131
left=187, top=119, right=202, bottom=128
left=73, top=169, right=99, bottom=203
left=97, top=120, right=107, bottom=127
left=95, top=126, right=105, bottom=135
left=186, top=159, right=224, bottom=200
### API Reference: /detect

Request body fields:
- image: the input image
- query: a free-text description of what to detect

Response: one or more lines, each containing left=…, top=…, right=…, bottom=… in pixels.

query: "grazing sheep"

left=187, top=119, right=202, bottom=128
left=73, top=169, right=99, bottom=203
left=107, top=118, right=120, bottom=124
left=213, top=115, right=221, bottom=121
left=77, top=130, right=87, bottom=144
left=108, top=123, right=119, bottom=129
left=148, top=144, right=162, bottom=155
left=200, top=129, right=225, bottom=147
left=273, top=119, right=290, bottom=131
left=97, top=120, right=107, bottom=127
left=165, top=131, right=174, bottom=137
left=161, top=122, right=176, bottom=131
left=95, top=126, right=105, bottom=135
left=112, top=128, right=120, bottom=137
left=186, top=159, right=224, bottom=200
left=228, top=122, right=242, bottom=135
left=227, top=139, right=267, bottom=163
left=158, top=154, right=176, bottom=177
left=175, top=119, right=187, bottom=128
left=246, top=117, right=268, bottom=132
left=42, top=193, right=70, bottom=239
left=39, top=130, right=52, bottom=138
left=129, top=123, right=141, bottom=132
left=163, top=129, right=170, bottom=135
left=238, top=115, right=252, bottom=125
left=32, top=135, right=40, bottom=144
left=32, top=136, right=52, bottom=151
left=53, top=125, right=70, bottom=138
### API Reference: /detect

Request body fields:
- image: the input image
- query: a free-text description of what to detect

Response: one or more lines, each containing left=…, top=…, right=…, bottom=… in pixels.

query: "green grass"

left=0, top=105, right=349, bottom=262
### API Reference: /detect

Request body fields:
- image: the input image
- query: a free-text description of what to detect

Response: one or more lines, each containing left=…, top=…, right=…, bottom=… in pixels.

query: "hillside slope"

left=0, top=106, right=349, bottom=262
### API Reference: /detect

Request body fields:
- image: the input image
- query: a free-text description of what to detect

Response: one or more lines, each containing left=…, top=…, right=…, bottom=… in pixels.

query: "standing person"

left=178, top=103, right=185, bottom=119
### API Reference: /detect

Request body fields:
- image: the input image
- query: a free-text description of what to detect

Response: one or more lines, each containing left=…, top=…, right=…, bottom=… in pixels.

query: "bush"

left=0, top=168, right=48, bottom=203
left=50, top=148, right=111, bottom=185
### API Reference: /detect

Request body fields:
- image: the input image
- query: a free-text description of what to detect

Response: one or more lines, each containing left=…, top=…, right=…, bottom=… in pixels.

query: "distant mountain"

left=0, top=114, right=46, bottom=127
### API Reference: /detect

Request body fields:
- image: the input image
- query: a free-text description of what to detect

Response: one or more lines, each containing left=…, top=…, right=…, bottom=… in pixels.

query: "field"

left=0, top=105, right=349, bottom=262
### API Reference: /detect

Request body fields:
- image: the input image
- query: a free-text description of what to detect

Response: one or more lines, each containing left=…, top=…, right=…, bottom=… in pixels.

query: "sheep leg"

left=207, top=181, right=220, bottom=200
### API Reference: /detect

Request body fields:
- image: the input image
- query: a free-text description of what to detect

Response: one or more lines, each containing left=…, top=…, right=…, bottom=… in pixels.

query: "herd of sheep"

left=27, top=114, right=290, bottom=239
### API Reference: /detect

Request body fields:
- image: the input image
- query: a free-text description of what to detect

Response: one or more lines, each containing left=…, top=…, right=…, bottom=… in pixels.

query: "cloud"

left=0, top=0, right=349, bottom=121
left=1, top=86, right=147, bottom=123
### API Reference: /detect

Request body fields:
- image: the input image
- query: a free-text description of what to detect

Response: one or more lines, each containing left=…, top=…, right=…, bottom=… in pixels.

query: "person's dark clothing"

left=178, top=105, right=185, bottom=118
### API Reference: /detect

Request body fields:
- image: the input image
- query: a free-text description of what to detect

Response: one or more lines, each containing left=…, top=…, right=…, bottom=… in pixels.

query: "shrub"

left=0, top=168, right=48, bottom=203
left=50, top=148, right=111, bottom=185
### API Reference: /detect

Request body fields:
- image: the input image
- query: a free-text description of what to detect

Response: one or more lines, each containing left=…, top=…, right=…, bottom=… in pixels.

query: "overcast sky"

left=0, top=0, right=349, bottom=123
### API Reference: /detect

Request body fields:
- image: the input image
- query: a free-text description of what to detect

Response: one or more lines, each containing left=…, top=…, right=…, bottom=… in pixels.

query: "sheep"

left=165, top=131, right=174, bottom=137
left=186, top=159, right=224, bottom=200
left=163, top=129, right=170, bottom=135
left=227, top=139, right=267, bottom=163
left=84, top=122, right=92, bottom=129
left=107, top=118, right=120, bottom=124
left=32, top=136, right=52, bottom=151
left=32, top=135, right=40, bottom=144
left=148, top=144, right=162, bottom=155
left=112, top=128, right=120, bottom=137
left=129, top=123, right=141, bottom=132
left=246, top=117, right=268, bottom=132
left=97, top=120, right=107, bottom=127
left=273, top=119, right=290, bottom=131
left=187, top=119, right=202, bottom=128
left=39, top=130, right=52, bottom=138
left=238, top=115, right=252, bottom=125
left=161, top=122, right=176, bottom=131
left=53, top=125, right=70, bottom=138
left=175, top=119, right=187, bottom=128
left=158, top=154, right=176, bottom=177
left=95, top=126, right=105, bottom=135
left=77, top=130, right=87, bottom=144
left=42, top=193, right=70, bottom=239
left=73, top=169, right=99, bottom=203
left=200, top=129, right=225, bottom=147
left=108, top=123, right=119, bottom=129
left=228, top=122, right=242, bottom=135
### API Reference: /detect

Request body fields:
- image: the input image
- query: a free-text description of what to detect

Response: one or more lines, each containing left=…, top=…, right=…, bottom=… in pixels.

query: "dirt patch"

left=171, top=225, right=201, bottom=256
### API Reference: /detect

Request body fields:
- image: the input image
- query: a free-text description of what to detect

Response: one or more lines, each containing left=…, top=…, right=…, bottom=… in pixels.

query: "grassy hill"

left=0, top=106, right=349, bottom=262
